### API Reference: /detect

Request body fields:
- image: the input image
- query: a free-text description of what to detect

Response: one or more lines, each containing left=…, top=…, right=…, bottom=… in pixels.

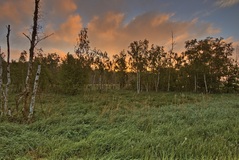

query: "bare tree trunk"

left=93, top=73, right=96, bottom=90
left=156, top=71, right=160, bottom=92
left=167, top=31, right=175, bottom=92
left=136, top=71, right=141, bottom=94
left=204, top=73, right=208, bottom=93
left=16, top=0, right=51, bottom=120
left=99, top=74, right=102, bottom=92
left=4, top=25, right=11, bottom=116
left=167, top=69, right=171, bottom=92
left=28, top=65, right=41, bottom=120
left=194, top=74, right=197, bottom=92
left=136, top=71, right=139, bottom=94
left=20, top=0, right=40, bottom=119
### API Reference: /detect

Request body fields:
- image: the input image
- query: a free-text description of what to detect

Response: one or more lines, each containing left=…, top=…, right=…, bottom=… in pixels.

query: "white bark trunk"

left=4, top=65, right=11, bottom=116
left=194, top=74, right=197, bottom=92
left=137, top=71, right=141, bottom=94
left=4, top=25, right=11, bottom=116
left=167, top=69, right=171, bottom=92
left=28, top=65, right=41, bottom=119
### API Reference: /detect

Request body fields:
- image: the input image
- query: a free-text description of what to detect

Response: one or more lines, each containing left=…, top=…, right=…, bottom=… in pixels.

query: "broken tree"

left=17, top=0, right=52, bottom=121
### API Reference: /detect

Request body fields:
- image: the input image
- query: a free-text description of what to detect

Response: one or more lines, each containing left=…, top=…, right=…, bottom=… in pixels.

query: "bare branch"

left=34, top=33, right=54, bottom=47
left=23, top=33, right=31, bottom=42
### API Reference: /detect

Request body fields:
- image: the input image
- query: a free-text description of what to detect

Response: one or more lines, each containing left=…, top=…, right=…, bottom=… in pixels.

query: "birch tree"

left=113, top=50, right=128, bottom=89
left=128, top=39, right=149, bottom=94
left=28, top=65, right=41, bottom=119
left=17, top=0, right=52, bottom=120
left=148, top=45, right=166, bottom=92
left=4, top=25, right=11, bottom=116
left=93, top=50, right=110, bottom=92
left=184, top=37, right=234, bottom=93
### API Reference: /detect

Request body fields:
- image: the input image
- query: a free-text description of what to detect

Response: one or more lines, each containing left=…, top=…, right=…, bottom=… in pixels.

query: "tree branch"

left=34, top=33, right=54, bottom=47
left=23, top=33, right=31, bottom=42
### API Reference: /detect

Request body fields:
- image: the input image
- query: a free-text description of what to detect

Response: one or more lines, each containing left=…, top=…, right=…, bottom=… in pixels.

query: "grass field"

left=0, top=91, right=239, bottom=159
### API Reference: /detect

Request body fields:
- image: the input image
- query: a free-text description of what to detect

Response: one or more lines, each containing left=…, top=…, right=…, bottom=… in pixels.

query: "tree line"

left=1, top=28, right=238, bottom=96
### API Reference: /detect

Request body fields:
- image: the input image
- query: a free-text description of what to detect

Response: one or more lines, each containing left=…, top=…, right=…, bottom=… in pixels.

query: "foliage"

left=113, top=50, right=128, bottom=88
left=59, top=53, right=89, bottom=95
left=184, top=37, right=234, bottom=93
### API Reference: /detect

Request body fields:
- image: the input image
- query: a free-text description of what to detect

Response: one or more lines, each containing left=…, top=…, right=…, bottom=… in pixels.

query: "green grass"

left=1, top=91, right=239, bottom=159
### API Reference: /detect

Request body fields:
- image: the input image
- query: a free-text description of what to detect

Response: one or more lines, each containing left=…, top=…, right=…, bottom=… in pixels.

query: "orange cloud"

left=0, top=0, right=32, bottom=24
left=49, top=14, right=82, bottom=44
left=57, top=0, right=77, bottom=13
left=38, top=14, right=83, bottom=56
left=87, top=12, right=221, bottom=56
left=88, top=12, right=125, bottom=42
left=151, top=14, right=173, bottom=27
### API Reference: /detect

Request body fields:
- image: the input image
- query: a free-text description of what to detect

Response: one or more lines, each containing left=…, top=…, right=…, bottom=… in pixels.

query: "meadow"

left=0, top=91, right=239, bottom=159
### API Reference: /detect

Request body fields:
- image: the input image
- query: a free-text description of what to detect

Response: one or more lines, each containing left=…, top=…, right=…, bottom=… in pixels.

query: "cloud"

left=38, top=14, right=82, bottom=56
left=215, top=0, right=239, bottom=8
left=0, top=0, right=33, bottom=26
left=54, top=14, right=82, bottom=44
left=44, top=14, right=82, bottom=44
left=87, top=11, right=221, bottom=56
left=0, top=0, right=233, bottom=60
left=42, top=0, right=77, bottom=17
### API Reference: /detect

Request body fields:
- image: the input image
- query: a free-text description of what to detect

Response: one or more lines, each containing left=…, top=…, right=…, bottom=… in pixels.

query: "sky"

left=0, top=0, right=238, bottom=60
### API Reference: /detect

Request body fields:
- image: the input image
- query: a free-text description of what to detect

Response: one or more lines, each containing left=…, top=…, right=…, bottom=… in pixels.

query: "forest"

left=1, top=29, right=239, bottom=94
left=2, top=28, right=239, bottom=95
left=0, top=0, right=239, bottom=159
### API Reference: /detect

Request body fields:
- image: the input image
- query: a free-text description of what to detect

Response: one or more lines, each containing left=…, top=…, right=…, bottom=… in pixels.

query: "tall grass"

left=0, top=91, right=239, bottom=159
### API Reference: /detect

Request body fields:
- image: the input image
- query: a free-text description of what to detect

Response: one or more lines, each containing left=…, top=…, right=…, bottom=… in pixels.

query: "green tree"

left=113, top=50, right=128, bottom=89
left=128, top=39, right=149, bottom=93
left=92, top=49, right=111, bottom=92
left=184, top=37, right=234, bottom=93
left=148, top=44, right=166, bottom=92
left=60, top=53, right=88, bottom=95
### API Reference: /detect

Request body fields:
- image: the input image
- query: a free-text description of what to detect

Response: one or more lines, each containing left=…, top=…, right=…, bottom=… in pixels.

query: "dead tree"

left=4, top=25, right=11, bottom=116
left=167, top=31, right=175, bottom=92
left=17, top=0, right=52, bottom=120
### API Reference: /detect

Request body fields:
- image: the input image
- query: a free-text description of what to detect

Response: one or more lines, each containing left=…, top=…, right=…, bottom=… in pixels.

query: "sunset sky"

left=0, top=0, right=238, bottom=60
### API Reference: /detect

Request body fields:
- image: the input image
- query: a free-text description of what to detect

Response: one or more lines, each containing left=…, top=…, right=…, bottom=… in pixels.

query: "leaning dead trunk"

left=28, top=65, right=41, bottom=120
